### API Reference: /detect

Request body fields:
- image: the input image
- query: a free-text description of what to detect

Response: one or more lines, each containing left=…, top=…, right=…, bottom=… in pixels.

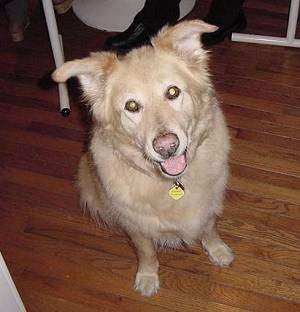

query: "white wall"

left=0, top=253, right=26, bottom=312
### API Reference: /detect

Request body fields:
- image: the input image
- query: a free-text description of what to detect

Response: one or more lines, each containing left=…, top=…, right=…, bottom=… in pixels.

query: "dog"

left=52, top=20, right=234, bottom=297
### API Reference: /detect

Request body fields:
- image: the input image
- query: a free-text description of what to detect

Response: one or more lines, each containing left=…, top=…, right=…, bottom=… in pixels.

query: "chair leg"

left=41, top=0, right=71, bottom=116
left=232, top=0, right=300, bottom=48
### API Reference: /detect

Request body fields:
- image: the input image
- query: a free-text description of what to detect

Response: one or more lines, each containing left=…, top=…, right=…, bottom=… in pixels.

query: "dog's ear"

left=151, top=20, right=217, bottom=61
left=52, top=52, right=118, bottom=101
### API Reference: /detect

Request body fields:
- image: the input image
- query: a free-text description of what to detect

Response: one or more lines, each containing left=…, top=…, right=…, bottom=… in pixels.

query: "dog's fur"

left=52, top=20, right=234, bottom=296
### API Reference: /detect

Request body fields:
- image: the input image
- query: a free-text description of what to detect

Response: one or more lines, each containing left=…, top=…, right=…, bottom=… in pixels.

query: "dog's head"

left=52, top=20, right=218, bottom=179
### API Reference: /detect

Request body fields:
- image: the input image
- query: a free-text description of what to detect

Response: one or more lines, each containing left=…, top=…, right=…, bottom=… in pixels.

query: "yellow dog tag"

left=169, top=181, right=185, bottom=200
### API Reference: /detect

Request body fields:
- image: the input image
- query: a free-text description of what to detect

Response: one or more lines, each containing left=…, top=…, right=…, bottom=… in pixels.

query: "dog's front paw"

left=207, top=243, right=234, bottom=267
left=134, top=272, right=160, bottom=297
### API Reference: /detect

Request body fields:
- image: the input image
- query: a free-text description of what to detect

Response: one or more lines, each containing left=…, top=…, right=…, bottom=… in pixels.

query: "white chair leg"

left=41, top=0, right=70, bottom=116
left=232, top=0, right=300, bottom=48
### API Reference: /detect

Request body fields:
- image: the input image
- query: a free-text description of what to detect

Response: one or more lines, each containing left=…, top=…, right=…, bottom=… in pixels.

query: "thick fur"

left=53, top=20, right=234, bottom=297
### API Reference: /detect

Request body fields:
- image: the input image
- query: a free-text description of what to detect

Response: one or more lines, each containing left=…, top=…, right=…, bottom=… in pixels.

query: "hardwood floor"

left=0, top=1, right=299, bottom=311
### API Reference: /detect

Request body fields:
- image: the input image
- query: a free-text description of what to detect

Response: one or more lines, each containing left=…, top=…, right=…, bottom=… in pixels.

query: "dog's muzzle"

left=152, top=132, right=187, bottom=176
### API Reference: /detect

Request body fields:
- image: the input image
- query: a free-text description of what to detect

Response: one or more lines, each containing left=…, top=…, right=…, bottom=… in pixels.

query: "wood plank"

left=0, top=127, right=84, bottom=156
left=230, top=138, right=300, bottom=178
left=225, top=189, right=300, bottom=219
left=230, top=163, right=300, bottom=190
left=228, top=174, right=300, bottom=205
left=1, top=221, right=299, bottom=307
left=1, top=140, right=79, bottom=179
left=222, top=102, right=300, bottom=129
left=225, top=112, right=300, bottom=140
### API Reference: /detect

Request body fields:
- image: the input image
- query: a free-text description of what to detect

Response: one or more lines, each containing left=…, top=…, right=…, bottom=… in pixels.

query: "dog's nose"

left=153, top=133, right=179, bottom=158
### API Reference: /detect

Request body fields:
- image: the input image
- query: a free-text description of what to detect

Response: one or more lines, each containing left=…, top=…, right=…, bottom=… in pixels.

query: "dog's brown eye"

left=125, top=100, right=140, bottom=112
left=166, top=86, right=181, bottom=100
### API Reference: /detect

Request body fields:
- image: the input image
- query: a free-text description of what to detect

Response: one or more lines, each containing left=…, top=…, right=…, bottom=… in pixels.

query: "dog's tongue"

left=160, top=154, right=187, bottom=176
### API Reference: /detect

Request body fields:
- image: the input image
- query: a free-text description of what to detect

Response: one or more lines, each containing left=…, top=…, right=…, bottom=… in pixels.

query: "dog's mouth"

left=159, top=151, right=187, bottom=177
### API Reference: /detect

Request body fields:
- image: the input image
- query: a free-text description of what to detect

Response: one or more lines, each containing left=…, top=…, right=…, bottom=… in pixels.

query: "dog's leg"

left=129, top=233, right=159, bottom=296
left=201, top=217, right=234, bottom=267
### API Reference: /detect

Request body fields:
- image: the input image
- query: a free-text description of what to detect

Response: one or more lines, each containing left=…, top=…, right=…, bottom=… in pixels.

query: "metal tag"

left=169, top=180, right=185, bottom=200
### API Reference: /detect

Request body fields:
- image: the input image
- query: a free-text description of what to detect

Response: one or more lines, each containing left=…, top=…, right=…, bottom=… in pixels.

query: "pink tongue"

left=160, top=154, right=187, bottom=176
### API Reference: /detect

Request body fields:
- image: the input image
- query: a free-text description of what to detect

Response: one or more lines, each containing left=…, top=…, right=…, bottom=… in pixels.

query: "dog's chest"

left=94, top=139, right=225, bottom=239
left=112, top=175, right=213, bottom=239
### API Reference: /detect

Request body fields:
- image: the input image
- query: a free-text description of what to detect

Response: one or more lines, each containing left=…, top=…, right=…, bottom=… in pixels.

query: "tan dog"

left=52, top=20, right=234, bottom=297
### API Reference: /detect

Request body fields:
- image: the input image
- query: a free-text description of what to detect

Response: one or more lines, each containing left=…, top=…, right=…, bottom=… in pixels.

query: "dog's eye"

left=125, top=100, right=140, bottom=112
left=166, top=86, right=181, bottom=100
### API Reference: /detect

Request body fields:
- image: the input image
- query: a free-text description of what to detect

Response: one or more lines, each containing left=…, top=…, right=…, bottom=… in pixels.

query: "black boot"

left=104, top=0, right=180, bottom=54
left=202, top=0, right=247, bottom=46
left=103, top=20, right=153, bottom=54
